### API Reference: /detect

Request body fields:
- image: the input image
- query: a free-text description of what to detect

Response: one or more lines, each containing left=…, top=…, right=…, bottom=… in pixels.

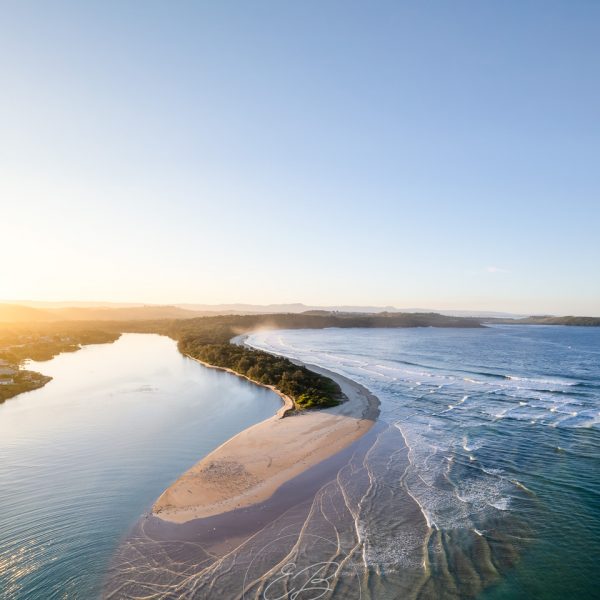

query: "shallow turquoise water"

left=247, top=325, right=600, bottom=599
left=0, top=333, right=281, bottom=599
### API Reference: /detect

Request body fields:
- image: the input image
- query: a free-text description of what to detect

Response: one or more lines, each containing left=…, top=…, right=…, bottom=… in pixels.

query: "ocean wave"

left=490, top=498, right=511, bottom=511
left=504, top=375, right=578, bottom=387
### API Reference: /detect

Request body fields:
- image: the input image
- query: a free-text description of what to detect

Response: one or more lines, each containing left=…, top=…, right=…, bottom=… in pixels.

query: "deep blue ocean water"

left=247, top=325, right=600, bottom=599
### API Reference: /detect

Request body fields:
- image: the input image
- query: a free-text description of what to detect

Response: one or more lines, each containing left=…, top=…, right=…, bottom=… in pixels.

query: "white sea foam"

left=490, top=498, right=510, bottom=511
left=244, top=324, right=598, bottom=573
left=506, top=375, right=577, bottom=387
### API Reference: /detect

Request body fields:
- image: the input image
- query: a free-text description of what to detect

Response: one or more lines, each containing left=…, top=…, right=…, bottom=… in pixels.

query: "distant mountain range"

left=0, top=301, right=530, bottom=322
left=0, top=302, right=598, bottom=325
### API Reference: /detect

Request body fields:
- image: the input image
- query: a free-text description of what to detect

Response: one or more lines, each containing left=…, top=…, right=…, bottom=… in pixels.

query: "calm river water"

left=0, top=333, right=281, bottom=599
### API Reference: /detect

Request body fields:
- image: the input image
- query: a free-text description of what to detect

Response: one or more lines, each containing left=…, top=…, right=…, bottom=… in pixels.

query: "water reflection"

left=0, top=334, right=281, bottom=599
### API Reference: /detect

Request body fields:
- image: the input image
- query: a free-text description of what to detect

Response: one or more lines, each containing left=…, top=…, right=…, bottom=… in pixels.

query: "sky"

left=1, top=1, right=599, bottom=315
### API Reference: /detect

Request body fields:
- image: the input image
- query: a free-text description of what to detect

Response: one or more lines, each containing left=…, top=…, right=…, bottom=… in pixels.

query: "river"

left=0, top=333, right=281, bottom=599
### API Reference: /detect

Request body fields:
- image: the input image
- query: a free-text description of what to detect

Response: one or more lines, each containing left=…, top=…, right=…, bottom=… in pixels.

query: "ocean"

left=246, top=324, right=600, bottom=599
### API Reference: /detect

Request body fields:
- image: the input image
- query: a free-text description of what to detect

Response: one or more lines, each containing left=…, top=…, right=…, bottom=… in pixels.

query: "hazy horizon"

left=0, top=298, right=593, bottom=318
left=2, top=2, right=598, bottom=315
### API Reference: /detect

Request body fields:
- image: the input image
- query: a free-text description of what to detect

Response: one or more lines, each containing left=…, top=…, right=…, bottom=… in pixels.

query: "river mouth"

left=4, top=326, right=598, bottom=599
left=103, top=325, right=599, bottom=599
left=0, top=333, right=281, bottom=600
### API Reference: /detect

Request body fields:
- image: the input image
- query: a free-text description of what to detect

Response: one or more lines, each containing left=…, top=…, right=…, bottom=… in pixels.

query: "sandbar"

left=153, top=337, right=379, bottom=523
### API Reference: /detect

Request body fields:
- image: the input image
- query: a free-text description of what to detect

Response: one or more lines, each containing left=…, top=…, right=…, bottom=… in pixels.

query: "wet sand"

left=103, top=423, right=387, bottom=599
left=104, top=346, right=383, bottom=599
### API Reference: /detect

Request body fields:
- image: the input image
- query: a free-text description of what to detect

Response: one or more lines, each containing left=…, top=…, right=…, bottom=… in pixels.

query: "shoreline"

left=152, top=334, right=380, bottom=523
left=182, top=351, right=296, bottom=418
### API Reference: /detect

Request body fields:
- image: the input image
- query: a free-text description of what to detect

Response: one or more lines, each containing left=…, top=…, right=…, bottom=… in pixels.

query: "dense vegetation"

left=180, top=339, right=342, bottom=409
left=0, top=327, right=120, bottom=364
left=114, top=311, right=483, bottom=340
left=491, top=316, right=600, bottom=326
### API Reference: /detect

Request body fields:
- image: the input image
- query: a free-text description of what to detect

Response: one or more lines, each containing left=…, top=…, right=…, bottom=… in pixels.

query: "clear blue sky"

left=1, top=1, right=599, bottom=314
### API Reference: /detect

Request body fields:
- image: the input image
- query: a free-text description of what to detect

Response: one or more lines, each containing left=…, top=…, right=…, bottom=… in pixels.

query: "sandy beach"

left=153, top=338, right=379, bottom=523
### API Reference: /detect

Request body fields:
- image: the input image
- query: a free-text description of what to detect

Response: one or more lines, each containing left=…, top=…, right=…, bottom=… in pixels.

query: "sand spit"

left=153, top=341, right=379, bottom=523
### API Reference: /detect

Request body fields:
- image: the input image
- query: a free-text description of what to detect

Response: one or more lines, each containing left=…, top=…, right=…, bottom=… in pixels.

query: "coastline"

left=152, top=334, right=380, bottom=523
